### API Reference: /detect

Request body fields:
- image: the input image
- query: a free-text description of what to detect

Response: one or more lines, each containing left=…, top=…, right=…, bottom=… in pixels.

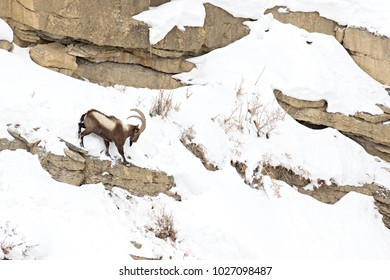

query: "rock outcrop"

left=274, top=89, right=390, bottom=163
left=150, top=0, right=170, bottom=6
left=0, top=40, right=12, bottom=51
left=0, top=1, right=250, bottom=89
left=231, top=157, right=390, bottom=229
left=261, top=163, right=390, bottom=229
left=0, top=127, right=178, bottom=200
left=265, top=6, right=390, bottom=85
left=374, top=188, right=390, bottom=229
left=29, top=42, right=77, bottom=76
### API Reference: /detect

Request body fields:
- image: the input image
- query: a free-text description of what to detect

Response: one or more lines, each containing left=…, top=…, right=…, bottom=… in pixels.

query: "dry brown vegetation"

left=147, top=209, right=177, bottom=243
left=216, top=82, right=286, bottom=138
left=149, top=90, right=180, bottom=118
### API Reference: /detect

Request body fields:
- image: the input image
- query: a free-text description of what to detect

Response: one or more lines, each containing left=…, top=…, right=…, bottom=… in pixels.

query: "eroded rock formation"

left=230, top=157, right=390, bottom=229
left=274, top=89, right=390, bottom=162
left=262, top=163, right=390, bottom=229
left=0, top=128, right=178, bottom=200
left=0, top=40, right=12, bottom=51
left=265, top=6, right=390, bottom=86
left=0, top=1, right=250, bottom=88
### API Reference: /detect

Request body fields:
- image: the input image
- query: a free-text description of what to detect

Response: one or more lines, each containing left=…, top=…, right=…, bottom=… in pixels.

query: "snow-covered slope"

left=1, top=1, right=390, bottom=260
left=135, top=0, right=390, bottom=43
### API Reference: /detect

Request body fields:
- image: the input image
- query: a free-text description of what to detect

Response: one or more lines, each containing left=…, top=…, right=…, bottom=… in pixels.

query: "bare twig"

left=149, top=90, right=180, bottom=118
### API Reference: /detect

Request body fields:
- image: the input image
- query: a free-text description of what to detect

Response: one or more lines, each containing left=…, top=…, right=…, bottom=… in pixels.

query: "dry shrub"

left=222, top=102, right=245, bottom=133
left=247, top=96, right=286, bottom=138
left=235, top=79, right=244, bottom=97
left=214, top=82, right=286, bottom=138
left=219, top=100, right=285, bottom=137
left=147, top=209, right=177, bottom=243
left=1, top=221, right=34, bottom=260
left=149, top=90, right=180, bottom=118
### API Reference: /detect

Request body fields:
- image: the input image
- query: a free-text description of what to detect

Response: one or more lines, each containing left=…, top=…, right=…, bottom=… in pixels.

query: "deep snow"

left=1, top=0, right=390, bottom=261
left=135, top=0, right=390, bottom=42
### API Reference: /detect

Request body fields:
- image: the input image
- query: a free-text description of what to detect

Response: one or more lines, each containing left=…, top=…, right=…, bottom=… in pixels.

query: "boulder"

left=0, top=129, right=178, bottom=199
left=30, top=42, right=77, bottom=76
left=0, top=40, right=12, bottom=51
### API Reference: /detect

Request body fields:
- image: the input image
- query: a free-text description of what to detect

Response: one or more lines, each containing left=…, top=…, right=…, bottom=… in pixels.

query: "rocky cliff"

left=270, top=88, right=390, bottom=228
left=274, top=89, right=390, bottom=162
left=2, top=3, right=388, bottom=87
left=1, top=126, right=178, bottom=200
left=265, top=6, right=390, bottom=86
left=0, top=0, right=249, bottom=88
left=261, top=163, right=390, bottom=229
left=1, top=1, right=390, bottom=230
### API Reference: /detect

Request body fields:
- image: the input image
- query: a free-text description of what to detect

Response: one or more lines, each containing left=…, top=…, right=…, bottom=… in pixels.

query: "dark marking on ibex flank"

left=78, top=108, right=146, bottom=163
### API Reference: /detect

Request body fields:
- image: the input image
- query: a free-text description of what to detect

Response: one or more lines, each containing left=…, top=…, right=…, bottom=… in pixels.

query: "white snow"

left=1, top=0, right=390, bottom=261
left=133, top=0, right=205, bottom=44
left=260, top=0, right=390, bottom=37
left=134, top=0, right=390, bottom=44
left=178, top=17, right=390, bottom=115
left=0, top=150, right=132, bottom=260
left=0, top=18, right=13, bottom=42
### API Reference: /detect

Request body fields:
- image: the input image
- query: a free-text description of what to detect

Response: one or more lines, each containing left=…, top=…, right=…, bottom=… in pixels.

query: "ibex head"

left=127, top=108, right=146, bottom=146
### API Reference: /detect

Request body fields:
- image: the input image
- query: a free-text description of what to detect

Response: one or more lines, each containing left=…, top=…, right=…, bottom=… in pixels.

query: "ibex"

left=78, top=108, right=146, bottom=163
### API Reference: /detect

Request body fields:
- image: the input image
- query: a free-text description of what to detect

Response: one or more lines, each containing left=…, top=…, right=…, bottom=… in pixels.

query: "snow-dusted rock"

left=2, top=1, right=250, bottom=88
left=0, top=136, right=177, bottom=199
left=0, top=40, right=12, bottom=51
left=374, top=188, right=390, bottom=229
left=274, top=89, right=390, bottom=162
left=29, top=42, right=77, bottom=76
left=266, top=6, right=390, bottom=85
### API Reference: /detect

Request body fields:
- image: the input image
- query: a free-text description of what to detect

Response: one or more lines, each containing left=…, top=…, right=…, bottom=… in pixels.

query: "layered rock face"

left=1, top=127, right=178, bottom=200
left=0, top=0, right=250, bottom=88
left=271, top=90, right=390, bottom=227
left=274, top=89, right=390, bottom=162
left=261, top=163, right=390, bottom=229
left=266, top=6, right=390, bottom=86
left=0, top=39, right=12, bottom=51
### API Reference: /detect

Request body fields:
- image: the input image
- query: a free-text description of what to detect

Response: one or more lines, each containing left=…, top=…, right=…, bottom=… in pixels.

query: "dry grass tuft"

left=147, top=209, right=177, bottom=243
left=149, top=90, right=180, bottom=118
left=247, top=96, right=286, bottom=139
